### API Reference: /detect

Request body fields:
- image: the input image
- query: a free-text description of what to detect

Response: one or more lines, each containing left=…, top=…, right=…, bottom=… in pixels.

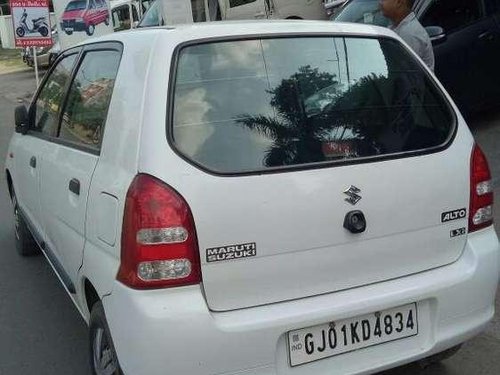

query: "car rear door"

left=12, top=52, right=79, bottom=248
left=39, top=43, right=122, bottom=288
left=419, top=0, right=498, bottom=112
left=170, top=36, right=470, bottom=311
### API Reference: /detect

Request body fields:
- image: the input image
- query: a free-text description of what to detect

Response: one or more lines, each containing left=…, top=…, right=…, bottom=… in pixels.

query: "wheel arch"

left=84, top=278, right=101, bottom=316
left=6, top=169, right=14, bottom=198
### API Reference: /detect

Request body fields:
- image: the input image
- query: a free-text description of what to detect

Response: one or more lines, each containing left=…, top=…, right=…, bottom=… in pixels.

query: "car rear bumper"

left=104, top=228, right=499, bottom=375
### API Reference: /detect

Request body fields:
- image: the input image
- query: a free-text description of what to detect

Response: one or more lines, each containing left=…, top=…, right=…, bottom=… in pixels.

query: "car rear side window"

left=59, top=50, right=120, bottom=151
left=172, top=37, right=454, bottom=174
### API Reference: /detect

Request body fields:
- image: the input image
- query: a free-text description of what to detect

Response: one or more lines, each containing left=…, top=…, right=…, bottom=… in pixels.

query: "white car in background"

left=23, top=27, right=60, bottom=68
left=141, top=0, right=327, bottom=26
left=323, top=0, right=347, bottom=18
left=110, top=0, right=152, bottom=31
left=5, top=21, right=499, bottom=375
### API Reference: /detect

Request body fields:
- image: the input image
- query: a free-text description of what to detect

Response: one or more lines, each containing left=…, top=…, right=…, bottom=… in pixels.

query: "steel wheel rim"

left=93, top=327, right=117, bottom=375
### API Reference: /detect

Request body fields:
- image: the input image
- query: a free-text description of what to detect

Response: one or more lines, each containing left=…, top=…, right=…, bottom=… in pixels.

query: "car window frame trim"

left=28, top=46, right=82, bottom=138
left=27, top=41, right=124, bottom=157
left=166, top=33, right=458, bottom=178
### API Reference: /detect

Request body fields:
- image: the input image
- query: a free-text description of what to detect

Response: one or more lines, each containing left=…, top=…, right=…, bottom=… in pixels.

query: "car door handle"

left=29, top=156, right=36, bottom=168
left=478, top=31, right=494, bottom=41
left=69, top=178, right=80, bottom=196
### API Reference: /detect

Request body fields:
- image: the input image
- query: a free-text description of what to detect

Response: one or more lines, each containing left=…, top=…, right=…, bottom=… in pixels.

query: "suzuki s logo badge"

left=344, top=186, right=362, bottom=205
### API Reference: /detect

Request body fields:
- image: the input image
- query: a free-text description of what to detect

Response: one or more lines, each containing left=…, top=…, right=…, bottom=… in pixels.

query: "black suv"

left=333, top=0, right=500, bottom=115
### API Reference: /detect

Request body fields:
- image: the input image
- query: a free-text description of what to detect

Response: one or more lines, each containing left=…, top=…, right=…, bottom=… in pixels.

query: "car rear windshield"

left=171, top=36, right=454, bottom=174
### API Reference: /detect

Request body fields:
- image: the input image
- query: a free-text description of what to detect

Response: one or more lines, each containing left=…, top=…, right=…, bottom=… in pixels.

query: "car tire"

left=86, top=23, right=95, bottom=36
left=12, top=193, right=40, bottom=257
left=418, top=345, right=462, bottom=369
left=89, top=302, right=122, bottom=375
left=105, top=16, right=110, bottom=26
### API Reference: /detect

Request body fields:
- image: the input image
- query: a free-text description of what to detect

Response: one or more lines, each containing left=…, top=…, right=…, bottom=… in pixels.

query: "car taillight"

left=117, top=174, right=201, bottom=289
left=469, top=145, right=494, bottom=232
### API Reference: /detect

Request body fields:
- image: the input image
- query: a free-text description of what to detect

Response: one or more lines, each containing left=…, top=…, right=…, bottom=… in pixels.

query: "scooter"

left=16, top=9, right=49, bottom=37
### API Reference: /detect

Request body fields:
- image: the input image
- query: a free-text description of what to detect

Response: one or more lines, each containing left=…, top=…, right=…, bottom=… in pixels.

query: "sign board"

left=52, top=0, right=113, bottom=50
left=9, top=0, right=52, bottom=47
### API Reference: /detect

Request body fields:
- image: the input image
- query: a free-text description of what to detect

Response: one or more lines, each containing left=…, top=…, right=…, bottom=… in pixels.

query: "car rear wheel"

left=105, top=16, right=109, bottom=26
left=12, top=193, right=40, bottom=256
left=86, top=23, right=95, bottom=36
left=90, top=302, right=122, bottom=375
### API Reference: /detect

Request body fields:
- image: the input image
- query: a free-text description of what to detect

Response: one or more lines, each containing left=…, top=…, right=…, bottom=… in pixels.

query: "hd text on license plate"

left=288, top=303, right=418, bottom=366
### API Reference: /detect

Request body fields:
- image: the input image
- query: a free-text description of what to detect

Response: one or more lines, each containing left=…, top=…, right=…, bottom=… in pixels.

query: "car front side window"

left=58, top=49, right=121, bottom=151
left=32, top=54, right=77, bottom=136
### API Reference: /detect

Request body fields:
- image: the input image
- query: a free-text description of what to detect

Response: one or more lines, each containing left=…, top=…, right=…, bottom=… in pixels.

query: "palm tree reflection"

left=236, top=65, right=392, bottom=167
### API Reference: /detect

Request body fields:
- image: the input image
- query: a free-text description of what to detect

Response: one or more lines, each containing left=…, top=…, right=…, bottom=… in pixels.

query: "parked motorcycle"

left=16, top=9, right=49, bottom=37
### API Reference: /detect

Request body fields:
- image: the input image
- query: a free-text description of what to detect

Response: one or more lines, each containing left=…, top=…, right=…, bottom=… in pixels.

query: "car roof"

left=85, top=20, right=398, bottom=46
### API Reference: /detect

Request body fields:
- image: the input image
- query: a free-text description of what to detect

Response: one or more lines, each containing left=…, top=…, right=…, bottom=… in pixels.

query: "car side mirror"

left=426, top=26, right=447, bottom=45
left=15, top=105, right=29, bottom=135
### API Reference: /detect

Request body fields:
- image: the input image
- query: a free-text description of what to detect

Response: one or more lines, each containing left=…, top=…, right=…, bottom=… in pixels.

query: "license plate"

left=288, top=303, right=418, bottom=366
left=65, top=28, right=74, bottom=32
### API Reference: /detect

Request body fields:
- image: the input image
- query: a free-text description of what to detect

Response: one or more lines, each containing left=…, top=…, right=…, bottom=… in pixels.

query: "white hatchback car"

left=5, top=21, right=500, bottom=375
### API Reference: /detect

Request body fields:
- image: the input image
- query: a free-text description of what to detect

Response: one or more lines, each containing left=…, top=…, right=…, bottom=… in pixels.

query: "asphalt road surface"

left=0, top=69, right=499, bottom=375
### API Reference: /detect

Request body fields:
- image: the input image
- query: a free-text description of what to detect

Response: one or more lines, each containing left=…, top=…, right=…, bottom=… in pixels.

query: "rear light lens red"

left=469, top=145, right=494, bottom=232
left=117, top=174, right=201, bottom=289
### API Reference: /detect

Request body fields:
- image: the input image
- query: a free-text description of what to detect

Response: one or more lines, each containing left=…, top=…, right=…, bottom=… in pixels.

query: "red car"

left=61, top=0, right=109, bottom=36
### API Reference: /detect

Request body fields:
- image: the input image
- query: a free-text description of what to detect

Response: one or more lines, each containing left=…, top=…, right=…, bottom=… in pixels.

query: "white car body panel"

left=105, top=229, right=499, bottom=375
left=4, top=21, right=499, bottom=375
left=133, top=23, right=471, bottom=311
left=80, top=32, right=157, bottom=308
left=40, top=144, right=98, bottom=283
left=10, top=136, right=46, bottom=243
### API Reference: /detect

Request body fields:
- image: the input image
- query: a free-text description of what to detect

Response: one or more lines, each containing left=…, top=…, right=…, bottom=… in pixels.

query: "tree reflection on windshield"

left=235, top=65, right=408, bottom=167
